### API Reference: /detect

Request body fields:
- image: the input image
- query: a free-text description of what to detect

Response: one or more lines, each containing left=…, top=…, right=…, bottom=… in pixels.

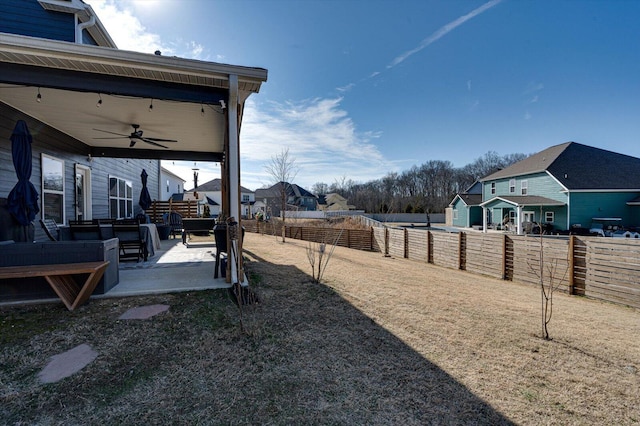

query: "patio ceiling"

left=0, top=33, right=267, bottom=161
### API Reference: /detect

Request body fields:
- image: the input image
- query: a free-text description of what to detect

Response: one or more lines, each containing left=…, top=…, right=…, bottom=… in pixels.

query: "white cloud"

left=239, top=97, right=391, bottom=190
left=388, top=0, right=502, bottom=68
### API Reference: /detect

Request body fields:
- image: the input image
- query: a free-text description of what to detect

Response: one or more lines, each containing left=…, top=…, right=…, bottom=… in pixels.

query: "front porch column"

left=482, top=207, right=488, bottom=233
left=516, top=205, right=523, bottom=235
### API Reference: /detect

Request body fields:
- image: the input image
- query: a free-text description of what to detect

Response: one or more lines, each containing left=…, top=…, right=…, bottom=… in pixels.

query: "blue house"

left=0, top=0, right=267, bottom=240
left=450, top=142, right=640, bottom=234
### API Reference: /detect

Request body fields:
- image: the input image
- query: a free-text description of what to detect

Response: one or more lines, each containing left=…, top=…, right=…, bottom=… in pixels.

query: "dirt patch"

left=1, top=232, right=638, bottom=424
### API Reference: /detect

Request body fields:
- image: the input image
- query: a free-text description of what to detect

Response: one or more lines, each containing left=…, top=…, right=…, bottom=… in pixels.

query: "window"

left=242, top=194, right=250, bottom=202
left=453, top=209, right=458, bottom=220
left=109, top=176, right=133, bottom=219
left=491, top=182, right=496, bottom=195
left=509, top=179, right=516, bottom=193
left=166, top=179, right=170, bottom=192
left=521, top=180, right=528, bottom=195
left=41, top=154, right=65, bottom=223
left=545, top=211, right=554, bottom=223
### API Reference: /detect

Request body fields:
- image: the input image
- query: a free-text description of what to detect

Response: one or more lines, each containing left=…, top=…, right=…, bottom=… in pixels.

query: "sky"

left=84, top=0, right=640, bottom=191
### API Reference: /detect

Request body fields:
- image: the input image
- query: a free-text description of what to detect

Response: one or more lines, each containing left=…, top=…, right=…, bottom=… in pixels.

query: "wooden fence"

left=147, top=201, right=199, bottom=223
left=243, top=220, right=640, bottom=309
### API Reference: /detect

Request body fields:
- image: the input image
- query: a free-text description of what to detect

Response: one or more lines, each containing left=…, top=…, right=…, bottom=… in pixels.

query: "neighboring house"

left=0, top=0, right=161, bottom=228
left=189, top=178, right=254, bottom=218
left=450, top=142, right=640, bottom=234
left=448, top=181, right=483, bottom=228
left=160, top=167, right=185, bottom=201
left=254, top=182, right=317, bottom=218
left=317, top=193, right=356, bottom=211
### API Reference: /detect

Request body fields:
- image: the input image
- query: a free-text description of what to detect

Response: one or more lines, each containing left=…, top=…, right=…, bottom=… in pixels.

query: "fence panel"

left=510, top=236, right=571, bottom=291
left=388, top=228, right=406, bottom=258
left=372, top=227, right=385, bottom=253
left=148, top=200, right=198, bottom=222
left=585, top=239, right=640, bottom=309
left=406, top=228, right=429, bottom=262
left=465, top=233, right=505, bottom=279
left=431, top=232, right=460, bottom=269
left=572, top=236, right=588, bottom=296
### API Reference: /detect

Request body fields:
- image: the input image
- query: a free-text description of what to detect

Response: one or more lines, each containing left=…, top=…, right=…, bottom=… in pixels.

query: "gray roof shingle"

left=482, top=142, right=640, bottom=190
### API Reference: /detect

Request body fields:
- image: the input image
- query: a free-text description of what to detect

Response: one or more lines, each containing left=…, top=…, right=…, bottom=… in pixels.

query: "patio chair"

left=163, top=211, right=183, bottom=239
left=40, top=218, right=60, bottom=241
left=69, top=220, right=103, bottom=240
left=112, top=221, right=146, bottom=262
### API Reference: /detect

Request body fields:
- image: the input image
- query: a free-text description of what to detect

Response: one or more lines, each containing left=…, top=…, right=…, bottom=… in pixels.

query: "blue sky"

left=85, top=0, right=640, bottom=191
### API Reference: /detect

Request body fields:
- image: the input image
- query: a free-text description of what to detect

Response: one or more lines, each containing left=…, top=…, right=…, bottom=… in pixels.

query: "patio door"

left=75, top=164, right=92, bottom=221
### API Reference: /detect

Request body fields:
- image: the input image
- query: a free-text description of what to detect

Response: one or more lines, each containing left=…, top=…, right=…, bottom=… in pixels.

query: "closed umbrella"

left=138, top=169, right=152, bottom=211
left=7, top=120, right=39, bottom=241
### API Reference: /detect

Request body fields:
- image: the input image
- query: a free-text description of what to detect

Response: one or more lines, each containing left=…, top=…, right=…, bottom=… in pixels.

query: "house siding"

left=451, top=198, right=468, bottom=227
left=484, top=172, right=565, bottom=201
left=569, top=192, right=640, bottom=228
left=0, top=0, right=75, bottom=42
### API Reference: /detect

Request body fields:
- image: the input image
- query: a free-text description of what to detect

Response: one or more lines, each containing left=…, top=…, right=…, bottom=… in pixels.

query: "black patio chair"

left=163, top=211, right=183, bottom=239
left=112, top=221, right=146, bottom=262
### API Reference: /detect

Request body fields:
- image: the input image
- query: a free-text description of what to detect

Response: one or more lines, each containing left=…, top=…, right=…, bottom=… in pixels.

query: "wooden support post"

left=502, top=234, right=507, bottom=280
left=568, top=235, right=575, bottom=295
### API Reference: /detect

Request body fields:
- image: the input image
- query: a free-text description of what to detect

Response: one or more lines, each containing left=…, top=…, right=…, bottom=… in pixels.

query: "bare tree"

left=264, top=147, right=298, bottom=243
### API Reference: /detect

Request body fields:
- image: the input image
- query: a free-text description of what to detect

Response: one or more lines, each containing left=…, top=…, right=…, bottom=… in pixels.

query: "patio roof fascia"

left=0, top=33, right=268, bottom=93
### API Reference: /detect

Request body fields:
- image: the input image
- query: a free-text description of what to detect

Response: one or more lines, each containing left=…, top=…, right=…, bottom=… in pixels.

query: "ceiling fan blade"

left=93, top=136, right=129, bottom=140
left=143, top=137, right=178, bottom=142
left=93, top=128, right=129, bottom=137
left=142, top=139, right=170, bottom=149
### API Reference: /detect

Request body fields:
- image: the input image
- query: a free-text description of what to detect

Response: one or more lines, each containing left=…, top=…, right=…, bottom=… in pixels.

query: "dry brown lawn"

left=1, top=232, right=639, bottom=425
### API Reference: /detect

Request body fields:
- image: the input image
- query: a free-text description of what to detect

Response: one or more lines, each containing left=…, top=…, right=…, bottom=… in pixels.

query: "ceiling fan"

left=93, top=124, right=178, bottom=149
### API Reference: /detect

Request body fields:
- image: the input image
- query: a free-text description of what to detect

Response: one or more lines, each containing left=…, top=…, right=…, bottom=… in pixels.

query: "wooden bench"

left=0, top=261, right=109, bottom=311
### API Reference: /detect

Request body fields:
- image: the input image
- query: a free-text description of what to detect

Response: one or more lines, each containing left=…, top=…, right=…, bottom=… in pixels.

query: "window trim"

left=41, top=154, right=65, bottom=224
left=545, top=211, right=554, bottom=223
left=109, top=175, right=133, bottom=219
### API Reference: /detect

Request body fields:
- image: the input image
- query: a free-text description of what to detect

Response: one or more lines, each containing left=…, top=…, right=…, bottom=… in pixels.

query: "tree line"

left=311, top=151, right=527, bottom=214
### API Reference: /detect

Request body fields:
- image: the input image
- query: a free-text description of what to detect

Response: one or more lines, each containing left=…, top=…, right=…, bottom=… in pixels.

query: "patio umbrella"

left=138, top=169, right=152, bottom=211
left=6, top=120, right=39, bottom=240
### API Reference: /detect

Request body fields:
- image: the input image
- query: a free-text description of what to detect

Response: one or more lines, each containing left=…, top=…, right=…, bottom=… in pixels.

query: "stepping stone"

left=39, top=343, right=98, bottom=384
left=119, top=304, right=170, bottom=320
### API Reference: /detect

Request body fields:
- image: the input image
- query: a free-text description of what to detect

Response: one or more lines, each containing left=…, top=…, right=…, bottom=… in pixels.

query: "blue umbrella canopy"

left=7, top=120, right=40, bottom=226
left=138, top=169, right=152, bottom=211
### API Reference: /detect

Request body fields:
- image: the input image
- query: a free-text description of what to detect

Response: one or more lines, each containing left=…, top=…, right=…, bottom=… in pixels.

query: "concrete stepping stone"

left=38, top=343, right=98, bottom=384
left=119, top=304, right=170, bottom=320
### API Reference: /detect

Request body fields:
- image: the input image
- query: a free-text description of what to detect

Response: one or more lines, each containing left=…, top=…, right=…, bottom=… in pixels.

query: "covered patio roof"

left=479, top=195, right=566, bottom=208
left=0, top=33, right=267, bottom=161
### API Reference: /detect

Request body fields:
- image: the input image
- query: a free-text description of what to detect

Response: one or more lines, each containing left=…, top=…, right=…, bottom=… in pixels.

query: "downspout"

left=76, top=15, right=96, bottom=44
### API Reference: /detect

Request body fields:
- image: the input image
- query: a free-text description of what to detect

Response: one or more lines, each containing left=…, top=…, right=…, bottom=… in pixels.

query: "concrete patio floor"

left=99, top=236, right=231, bottom=298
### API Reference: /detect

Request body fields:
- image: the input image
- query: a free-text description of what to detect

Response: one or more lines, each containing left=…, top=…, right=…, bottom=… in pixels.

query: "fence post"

left=502, top=234, right=507, bottom=280
left=384, top=227, right=389, bottom=256
left=427, top=231, right=432, bottom=264
left=404, top=228, right=409, bottom=258
left=347, top=229, right=351, bottom=249
left=458, top=232, right=464, bottom=270
left=568, top=235, right=575, bottom=295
